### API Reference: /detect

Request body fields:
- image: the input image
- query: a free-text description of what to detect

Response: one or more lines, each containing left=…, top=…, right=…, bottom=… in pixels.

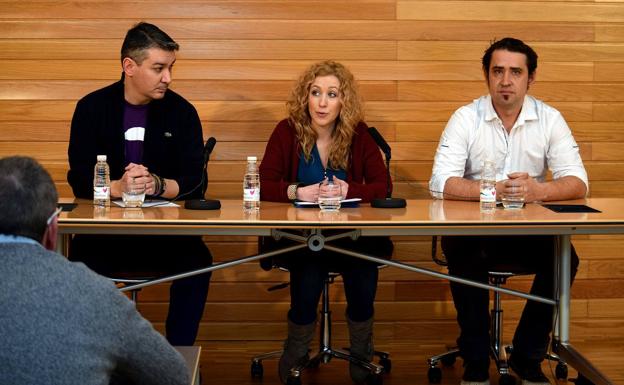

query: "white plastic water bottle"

left=93, top=154, right=111, bottom=207
left=243, top=156, right=260, bottom=211
left=480, top=159, right=496, bottom=211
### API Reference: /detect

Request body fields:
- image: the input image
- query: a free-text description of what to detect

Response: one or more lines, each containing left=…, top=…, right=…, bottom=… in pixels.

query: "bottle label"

left=94, top=186, right=110, bottom=200
left=480, top=186, right=496, bottom=202
left=244, top=188, right=260, bottom=202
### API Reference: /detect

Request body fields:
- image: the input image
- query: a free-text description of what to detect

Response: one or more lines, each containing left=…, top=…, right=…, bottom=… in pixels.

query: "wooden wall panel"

left=1, top=2, right=397, bottom=20
left=397, top=1, right=624, bottom=23
left=0, top=20, right=596, bottom=41
left=1, top=59, right=597, bottom=81
left=2, top=0, right=624, bottom=356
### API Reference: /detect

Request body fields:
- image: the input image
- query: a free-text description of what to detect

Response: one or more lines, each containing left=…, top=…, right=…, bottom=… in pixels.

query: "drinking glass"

left=318, top=182, right=342, bottom=211
left=502, top=185, right=525, bottom=209
left=122, top=178, right=146, bottom=208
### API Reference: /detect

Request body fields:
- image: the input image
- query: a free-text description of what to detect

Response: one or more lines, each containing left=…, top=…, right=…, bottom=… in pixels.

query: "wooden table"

left=58, top=198, right=624, bottom=385
left=174, top=346, right=201, bottom=385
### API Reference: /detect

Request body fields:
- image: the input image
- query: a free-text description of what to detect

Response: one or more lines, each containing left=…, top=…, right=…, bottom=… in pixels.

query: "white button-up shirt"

left=429, top=95, right=588, bottom=199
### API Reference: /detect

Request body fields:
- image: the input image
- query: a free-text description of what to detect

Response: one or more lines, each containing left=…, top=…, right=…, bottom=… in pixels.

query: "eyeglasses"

left=46, top=206, right=63, bottom=226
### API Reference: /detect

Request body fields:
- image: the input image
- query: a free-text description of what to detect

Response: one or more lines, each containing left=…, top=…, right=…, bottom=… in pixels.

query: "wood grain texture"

left=1, top=60, right=595, bottom=81
left=0, top=19, right=595, bottom=41
left=397, top=1, right=624, bottom=22
left=1, top=1, right=396, bottom=20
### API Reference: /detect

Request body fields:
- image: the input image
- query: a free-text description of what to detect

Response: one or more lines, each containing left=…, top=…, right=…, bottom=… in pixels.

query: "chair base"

left=251, top=343, right=390, bottom=383
left=427, top=270, right=568, bottom=384
left=251, top=274, right=390, bottom=384
left=426, top=344, right=567, bottom=384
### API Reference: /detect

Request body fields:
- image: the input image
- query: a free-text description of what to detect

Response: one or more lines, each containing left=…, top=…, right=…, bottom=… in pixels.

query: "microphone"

left=202, top=136, right=217, bottom=166
left=184, top=137, right=221, bottom=210
left=368, top=126, right=392, bottom=160
left=368, top=127, right=407, bottom=209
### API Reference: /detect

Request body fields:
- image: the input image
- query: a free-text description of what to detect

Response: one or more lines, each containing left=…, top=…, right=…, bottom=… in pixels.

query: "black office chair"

left=427, top=236, right=568, bottom=385
left=250, top=270, right=391, bottom=385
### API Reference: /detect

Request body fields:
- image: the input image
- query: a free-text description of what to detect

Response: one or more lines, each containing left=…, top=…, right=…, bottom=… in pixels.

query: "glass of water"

left=122, top=178, right=146, bottom=208
left=502, top=185, right=525, bottom=209
left=318, top=182, right=342, bottom=211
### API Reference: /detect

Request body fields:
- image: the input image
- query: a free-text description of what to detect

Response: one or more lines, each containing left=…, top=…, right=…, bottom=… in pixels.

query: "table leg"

left=553, top=235, right=613, bottom=385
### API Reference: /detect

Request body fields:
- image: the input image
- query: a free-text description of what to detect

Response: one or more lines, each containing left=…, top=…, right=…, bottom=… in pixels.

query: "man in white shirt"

left=429, top=38, right=588, bottom=385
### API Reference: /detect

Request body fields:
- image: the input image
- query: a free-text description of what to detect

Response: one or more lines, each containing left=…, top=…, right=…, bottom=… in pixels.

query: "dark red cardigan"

left=259, top=119, right=391, bottom=203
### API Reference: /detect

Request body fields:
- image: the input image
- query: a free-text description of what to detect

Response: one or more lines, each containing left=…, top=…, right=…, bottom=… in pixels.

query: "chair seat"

left=487, top=264, right=534, bottom=277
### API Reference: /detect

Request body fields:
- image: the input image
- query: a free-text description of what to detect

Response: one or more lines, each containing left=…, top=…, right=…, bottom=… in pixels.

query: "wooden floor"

left=197, top=339, right=624, bottom=384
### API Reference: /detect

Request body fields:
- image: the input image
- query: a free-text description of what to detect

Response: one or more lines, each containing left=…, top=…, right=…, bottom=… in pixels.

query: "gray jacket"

left=0, top=242, right=190, bottom=385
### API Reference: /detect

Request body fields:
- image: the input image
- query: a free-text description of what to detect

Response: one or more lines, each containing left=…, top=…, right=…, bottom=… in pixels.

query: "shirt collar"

left=484, top=95, right=538, bottom=127
left=0, top=234, right=42, bottom=246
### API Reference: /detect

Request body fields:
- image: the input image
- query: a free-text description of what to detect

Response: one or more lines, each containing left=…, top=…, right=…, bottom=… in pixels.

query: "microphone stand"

left=185, top=141, right=221, bottom=210
left=371, top=153, right=407, bottom=209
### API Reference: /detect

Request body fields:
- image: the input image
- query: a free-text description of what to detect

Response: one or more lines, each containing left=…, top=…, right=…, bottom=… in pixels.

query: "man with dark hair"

left=120, top=22, right=179, bottom=65
left=67, top=22, right=212, bottom=346
left=429, top=38, right=588, bottom=385
left=482, top=37, right=538, bottom=76
left=0, top=156, right=190, bottom=385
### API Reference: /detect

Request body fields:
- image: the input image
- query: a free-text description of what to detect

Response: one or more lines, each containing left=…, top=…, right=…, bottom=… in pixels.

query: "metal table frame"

left=58, top=199, right=622, bottom=385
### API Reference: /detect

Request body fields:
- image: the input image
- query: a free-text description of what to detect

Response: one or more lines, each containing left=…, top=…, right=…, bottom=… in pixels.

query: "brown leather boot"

left=347, top=316, right=375, bottom=384
left=278, top=317, right=315, bottom=384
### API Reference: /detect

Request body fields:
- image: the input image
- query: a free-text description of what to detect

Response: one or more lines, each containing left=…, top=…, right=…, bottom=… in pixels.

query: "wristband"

left=287, top=183, right=299, bottom=201
left=152, top=174, right=166, bottom=197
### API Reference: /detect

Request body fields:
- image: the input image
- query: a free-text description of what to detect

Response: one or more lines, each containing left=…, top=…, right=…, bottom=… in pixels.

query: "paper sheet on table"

left=112, top=199, right=179, bottom=208
left=293, top=198, right=361, bottom=208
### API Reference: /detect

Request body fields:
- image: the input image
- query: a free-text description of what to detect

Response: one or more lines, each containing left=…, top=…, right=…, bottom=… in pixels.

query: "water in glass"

left=318, top=183, right=342, bottom=211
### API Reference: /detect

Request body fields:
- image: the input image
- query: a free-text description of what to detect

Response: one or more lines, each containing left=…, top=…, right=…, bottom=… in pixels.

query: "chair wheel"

left=250, top=361, right=263, bottom=378
left=499, top=373, right=516, bottom=385
left=379, top=357, right=392, bottom=374
left=572, top=373, right=595, bottom=385
left=428, top=367, right=442, bottom=383
left=555, top=361, right=568, bottom=380
left=308, top=358, right=320, bottom=369
left=440, top=354, right=456, bottom=366
left=286, top=375, right=302, bottom=385
left=367, top=374, right=383, bottom=385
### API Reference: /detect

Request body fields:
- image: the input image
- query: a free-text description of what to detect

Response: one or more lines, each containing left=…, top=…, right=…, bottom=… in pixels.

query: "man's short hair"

left=120, top=22, right=179, bottom=65
left=482, top=37, right=538, bottom=75
left=0, top=156, right=58, bottom=241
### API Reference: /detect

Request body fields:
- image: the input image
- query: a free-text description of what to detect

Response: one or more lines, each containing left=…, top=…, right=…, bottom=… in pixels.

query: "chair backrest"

left=431, top=235, right=448, bottom=266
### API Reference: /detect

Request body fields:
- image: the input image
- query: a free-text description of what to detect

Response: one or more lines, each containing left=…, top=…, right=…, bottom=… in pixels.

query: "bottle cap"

left=247, top=156, right=257, bottom=162
left=97, top=155, right=107, bottom=162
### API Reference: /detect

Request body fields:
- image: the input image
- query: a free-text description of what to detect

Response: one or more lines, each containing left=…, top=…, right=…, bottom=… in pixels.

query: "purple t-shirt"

left=123, top=102, right=148, bottom=165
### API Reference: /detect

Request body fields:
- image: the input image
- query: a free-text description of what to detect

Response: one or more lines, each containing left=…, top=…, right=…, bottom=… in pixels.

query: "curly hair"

left=286, top=60, right=363, bottom=171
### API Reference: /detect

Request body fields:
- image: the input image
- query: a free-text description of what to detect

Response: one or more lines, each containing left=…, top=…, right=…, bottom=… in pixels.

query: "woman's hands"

left=295, top=176, right=349, bottom=202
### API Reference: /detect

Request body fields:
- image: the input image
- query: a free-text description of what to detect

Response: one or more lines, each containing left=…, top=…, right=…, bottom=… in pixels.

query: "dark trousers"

left=441, top=235, right=579, bottom=362
left=287, top=252, right=379, bottom=325
left=69, top=234, right=212, bottom=346
left=260, top=234, right=391, bottom=326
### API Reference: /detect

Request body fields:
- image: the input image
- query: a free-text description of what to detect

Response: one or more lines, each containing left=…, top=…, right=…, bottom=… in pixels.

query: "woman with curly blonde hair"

left=259, top=60, right=393, bottom=384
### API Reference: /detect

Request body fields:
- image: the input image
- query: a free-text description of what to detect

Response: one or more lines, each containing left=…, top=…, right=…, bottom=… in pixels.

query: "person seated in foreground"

left=0, top=156, right=190, bottom=385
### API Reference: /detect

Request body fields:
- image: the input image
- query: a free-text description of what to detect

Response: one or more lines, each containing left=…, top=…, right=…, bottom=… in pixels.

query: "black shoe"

left=461, top=359, right=490, bottom=385
left=509, top=354, right=551, bottom=385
